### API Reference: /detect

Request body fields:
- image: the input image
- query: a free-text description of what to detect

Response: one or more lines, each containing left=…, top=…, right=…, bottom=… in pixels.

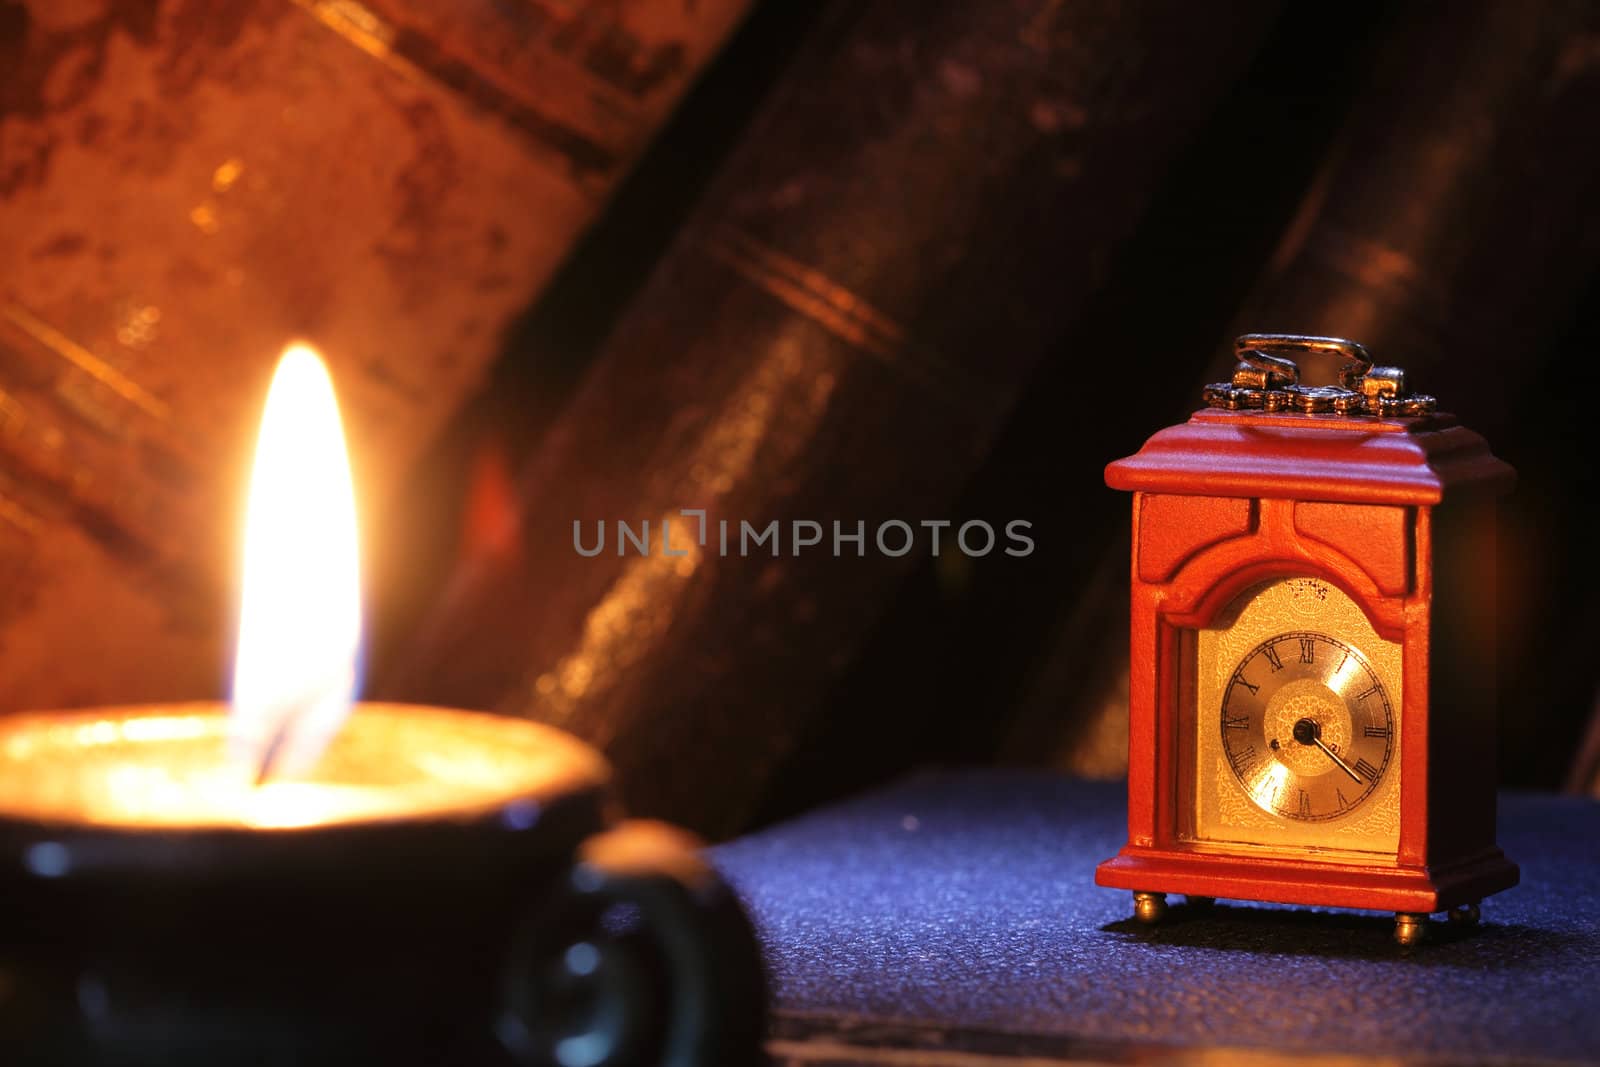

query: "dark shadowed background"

left=1, top=0, right=1596, bottom=839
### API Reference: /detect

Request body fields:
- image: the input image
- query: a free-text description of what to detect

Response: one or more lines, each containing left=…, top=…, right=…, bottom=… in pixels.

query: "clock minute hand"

left=1310, top=736, right=1363, bottom=784
left=1291, top=717, right=1363, bottom=783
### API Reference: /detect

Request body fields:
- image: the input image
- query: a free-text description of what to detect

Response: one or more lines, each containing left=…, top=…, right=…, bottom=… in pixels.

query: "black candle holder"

left=0, top=705, right=766, bottom=1066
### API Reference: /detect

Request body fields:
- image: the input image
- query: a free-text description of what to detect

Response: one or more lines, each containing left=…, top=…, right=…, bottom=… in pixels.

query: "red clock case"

left=1095, top=407, right=1519, bottom=915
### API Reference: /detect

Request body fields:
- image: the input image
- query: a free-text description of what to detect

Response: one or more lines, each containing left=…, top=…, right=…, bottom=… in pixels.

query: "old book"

left=1209, top=0, right=1600, bottom=793
left=994, top=0, right=1600, bottom=783
left=387, top=0, right=1285, bottom=836
left=0, top=0, right=751, bottom=710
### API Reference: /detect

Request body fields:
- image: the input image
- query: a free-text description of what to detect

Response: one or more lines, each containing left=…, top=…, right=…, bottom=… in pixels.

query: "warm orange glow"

left=232, top=343, right=362, bottom=780
left=0, top=704, right=609, bottom=830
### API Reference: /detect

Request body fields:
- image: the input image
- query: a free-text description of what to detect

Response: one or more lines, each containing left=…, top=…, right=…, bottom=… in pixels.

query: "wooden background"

left=2, top=0, right=1597, bottom=835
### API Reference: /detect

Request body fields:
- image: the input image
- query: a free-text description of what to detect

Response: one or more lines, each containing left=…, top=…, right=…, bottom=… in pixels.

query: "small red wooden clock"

left=1095, top=334, right=1518, bottom=944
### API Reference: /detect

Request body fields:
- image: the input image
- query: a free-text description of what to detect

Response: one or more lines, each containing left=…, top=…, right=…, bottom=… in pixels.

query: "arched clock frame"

left=1094, top=335, right=1518, bottom=944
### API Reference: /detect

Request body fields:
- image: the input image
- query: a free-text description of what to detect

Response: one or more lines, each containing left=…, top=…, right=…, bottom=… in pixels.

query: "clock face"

left=1219, top=631, right=1395, bottom=822
left=1185, top=576, right=1402, bottom=857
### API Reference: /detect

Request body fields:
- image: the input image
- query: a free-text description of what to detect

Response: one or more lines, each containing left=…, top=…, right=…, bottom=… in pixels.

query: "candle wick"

left=254, top=722, right=292, bottom=787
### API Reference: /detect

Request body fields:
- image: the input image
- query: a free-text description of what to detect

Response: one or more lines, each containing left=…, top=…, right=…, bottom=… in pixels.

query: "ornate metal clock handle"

left=1236, top=333, right=1372, bottom=389
left=1205, top=333, right=1437, bottom=416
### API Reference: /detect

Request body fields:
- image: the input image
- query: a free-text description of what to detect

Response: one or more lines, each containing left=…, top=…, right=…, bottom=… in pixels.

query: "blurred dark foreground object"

left=0, top=711, right=766, bottom=1066
left=714, top=770, right=1600, bottom=1065
left=387, top=0, right=1285, bottom=838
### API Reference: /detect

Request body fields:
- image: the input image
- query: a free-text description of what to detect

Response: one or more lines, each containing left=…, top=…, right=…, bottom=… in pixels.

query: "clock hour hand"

left=1292, top=717, right=1363, bottom=784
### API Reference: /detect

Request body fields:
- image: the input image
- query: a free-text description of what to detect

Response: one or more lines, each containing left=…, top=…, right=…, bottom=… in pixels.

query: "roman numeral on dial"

left=1221, top=628, right=1392, bottom=825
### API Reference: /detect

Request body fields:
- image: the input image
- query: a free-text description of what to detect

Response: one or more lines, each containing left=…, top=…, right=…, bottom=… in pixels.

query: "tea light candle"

left=0, top=344, right=766, bottom=1067
left=0, top=344, right=595, bottom=832
left=0, top=702, right=607, bottom=833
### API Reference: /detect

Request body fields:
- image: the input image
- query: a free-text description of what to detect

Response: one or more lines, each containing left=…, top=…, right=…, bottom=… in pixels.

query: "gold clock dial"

left=1219, top=631, right=1395, bottom=822
left=1186, top=576, right=1402, bottom=857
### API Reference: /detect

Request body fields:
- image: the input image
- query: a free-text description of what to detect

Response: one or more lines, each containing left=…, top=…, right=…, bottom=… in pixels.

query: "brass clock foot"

left=1394, top=912, right=1428, bottom=945
left=1132, top=891, right=1168, bottom=923
left=1448, top=902, right=1481, bottom=926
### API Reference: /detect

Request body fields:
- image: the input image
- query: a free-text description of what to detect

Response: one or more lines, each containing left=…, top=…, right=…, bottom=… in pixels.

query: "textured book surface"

left=0, top=0, right=750, bottom=709
left=1017, top=0, right=1600, bottom=786
left=388, top=0, right=1283, bottom=837
left=1219, top=0, right=1600, bottom=795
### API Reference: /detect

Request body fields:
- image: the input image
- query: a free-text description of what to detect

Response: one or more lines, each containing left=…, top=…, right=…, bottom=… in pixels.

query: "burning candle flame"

left=232, top=343, right=361, bottom=782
